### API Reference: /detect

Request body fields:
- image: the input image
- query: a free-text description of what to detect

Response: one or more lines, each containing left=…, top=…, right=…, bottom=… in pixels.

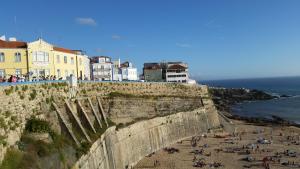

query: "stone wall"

left=73, top=106, right=221, bottom=169
left=79, top=82, right=207, bottom=98
left=100, top=96, right=203, bottom=124
left=0, top=83, right=69, bottom=162
left=0, top=82, right=217, bottom=167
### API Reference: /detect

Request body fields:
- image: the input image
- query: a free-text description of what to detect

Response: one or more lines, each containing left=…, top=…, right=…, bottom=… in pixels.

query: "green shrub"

left=10, top=125, right=16, bottom=131
left=0, top=117, right=8, bottom=130
left=108, top=92, right=135, bottom=98
left=106, top=118, right=116, bottom=126
left=29, top=89, right=37, bottom=100
left=21, top=85, right=28, bottom=91
left=4, top=86, right=14, bottom=95
left=76, top=142, right=91, bottom=158
left=11, top=115, right=17, bottom=121
left=25, top=118, right=51, bottom=133
left=0, top=148, right=23, bottom=169
left=41, top=84, right=48, bottom=89
left=5, top=111, right=11, bottom=118
left=0, top=135, right=7, bottom=146
left=20, top=94, right=25, bottom=100
left=46, top=95, right=54, bottom=104
left=82, top=89, right=87, bottom=94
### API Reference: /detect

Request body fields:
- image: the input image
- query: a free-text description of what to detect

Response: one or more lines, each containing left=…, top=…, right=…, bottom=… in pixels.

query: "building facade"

left=143, top=61, right=189, bottom=83
left=90, top=56, right=113, bottom=81
left=164, top=62, right=189, bottom=83
left=0, top=38, right=90, bottom=81
left=0, top=39, right=28, bottom=79
left=112, top=59, right=121, bottom=81
left=120, top=61, right=138, bottom=81
left=73, top=50, right=90, bottom=80
left=143, top=63, right=163, bottom=82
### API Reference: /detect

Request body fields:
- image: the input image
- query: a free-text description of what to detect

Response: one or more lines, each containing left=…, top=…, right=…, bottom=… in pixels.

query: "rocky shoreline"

left=209, top=87, right=300, bottom=127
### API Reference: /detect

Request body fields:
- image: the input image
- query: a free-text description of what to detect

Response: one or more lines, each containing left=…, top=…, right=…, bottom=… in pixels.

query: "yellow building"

left=27, top=39, right=54, bottom=79
left=0, top=38, right=90, bottom=80
left=0, top=39, right=28, bottom=78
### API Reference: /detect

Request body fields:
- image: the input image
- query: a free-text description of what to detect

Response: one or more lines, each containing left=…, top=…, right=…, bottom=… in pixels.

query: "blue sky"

left=1, top=0, right=300, bottom=80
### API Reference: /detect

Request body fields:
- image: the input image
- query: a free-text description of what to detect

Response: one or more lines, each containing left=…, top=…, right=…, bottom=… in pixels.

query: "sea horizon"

left=202, top=76, right=300, bottom=124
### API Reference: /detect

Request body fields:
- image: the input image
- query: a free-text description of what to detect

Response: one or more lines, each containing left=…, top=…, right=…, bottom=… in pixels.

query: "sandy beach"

left=134, top=120, right=300, bottom=169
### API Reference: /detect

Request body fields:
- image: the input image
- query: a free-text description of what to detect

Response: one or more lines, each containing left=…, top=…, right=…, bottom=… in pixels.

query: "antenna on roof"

left=14, top=16, right=18, bottom=39
left=40, top=30, right=43, bottom=39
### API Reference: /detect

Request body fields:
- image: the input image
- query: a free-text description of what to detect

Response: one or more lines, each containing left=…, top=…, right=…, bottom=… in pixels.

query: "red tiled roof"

left=53, top=46, right=76, bottom=54
left=168, top=64, right=187, bottom=69
left=0, top=40, right=27, bottom=48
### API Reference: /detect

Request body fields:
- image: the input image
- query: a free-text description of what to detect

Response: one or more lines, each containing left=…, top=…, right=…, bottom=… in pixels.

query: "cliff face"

left=101, top=96, right=203, bottom=124
left=0, top=82, right=222, bottom=169
left=71, top=85, right=221, bottom=169
left=73, top=107, right=220, bottom=169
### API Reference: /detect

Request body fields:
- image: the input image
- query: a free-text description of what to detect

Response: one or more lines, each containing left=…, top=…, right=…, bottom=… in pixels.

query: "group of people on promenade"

left=0, top=75, right=62, bottom=83
left=0, top=74, right=90, bottom=83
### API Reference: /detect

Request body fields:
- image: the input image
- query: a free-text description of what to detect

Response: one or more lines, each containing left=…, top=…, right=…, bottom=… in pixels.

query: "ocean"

left=202, top=76, right=300, bottom=124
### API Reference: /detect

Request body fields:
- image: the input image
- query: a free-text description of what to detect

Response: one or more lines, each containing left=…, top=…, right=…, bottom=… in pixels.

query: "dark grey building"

left=143, top=63, right=163, bottom=82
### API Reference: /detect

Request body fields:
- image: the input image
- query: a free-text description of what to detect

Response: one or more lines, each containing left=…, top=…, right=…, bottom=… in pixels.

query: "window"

left=0, top=53, right=5, bottom=62
left=71, top=57, right=74, bottom=65
left=167, top=74, right=186, bottom=78
left=44, top=53, right=49, bottom=62
left=39, top=69, right=45, bottom=77
left=32, top=51, right=49, bottom=62
left=32, top=52, right=37, bottom=61
left=57, top=69, right=61, bottom=77
left=15, top=52, right=21, bottom=62
left=15, top=69, right=22, bottom=76
left=56, top=55, right=60, bottom=63
left=0, top=69, right=5, bottom=77
left=64, top=56, right=67, bottom=63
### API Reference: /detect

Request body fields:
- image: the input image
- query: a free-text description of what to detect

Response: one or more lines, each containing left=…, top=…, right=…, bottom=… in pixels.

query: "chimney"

left=9, top=37, right=17, bottom=41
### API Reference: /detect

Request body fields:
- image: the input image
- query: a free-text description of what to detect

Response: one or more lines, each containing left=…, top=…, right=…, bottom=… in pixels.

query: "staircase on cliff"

left=52, top=96, right=109, bottom=146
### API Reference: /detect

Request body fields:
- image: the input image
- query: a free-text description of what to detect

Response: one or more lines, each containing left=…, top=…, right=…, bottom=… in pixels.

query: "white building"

left=112, top=59, right=122, bottom=81
left=164, top=62, right=189, bottom=83
left=83, top=56, right=90, bottom=80
left=90, top=56, right=112, bottom=81
left=120, top=61, right=138, bottom=81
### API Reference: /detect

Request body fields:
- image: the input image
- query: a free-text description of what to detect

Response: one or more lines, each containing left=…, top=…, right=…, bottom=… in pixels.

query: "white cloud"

left=204, top=18, right=222, bottom=28
left=204, top=19, right=215, bottom=27
left=176, top=43, right=191, bottom=48
left=112, top=35, right=121, bottom=40
left=75, top=17, right=97, bottom=26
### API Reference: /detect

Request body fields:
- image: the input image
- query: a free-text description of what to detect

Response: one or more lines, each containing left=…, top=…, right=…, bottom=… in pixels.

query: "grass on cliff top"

left=108, top=91, right=199, bottom=99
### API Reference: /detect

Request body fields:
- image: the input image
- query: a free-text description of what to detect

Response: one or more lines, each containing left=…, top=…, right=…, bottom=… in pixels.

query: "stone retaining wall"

left=73, top=107, right=220, bottom=169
